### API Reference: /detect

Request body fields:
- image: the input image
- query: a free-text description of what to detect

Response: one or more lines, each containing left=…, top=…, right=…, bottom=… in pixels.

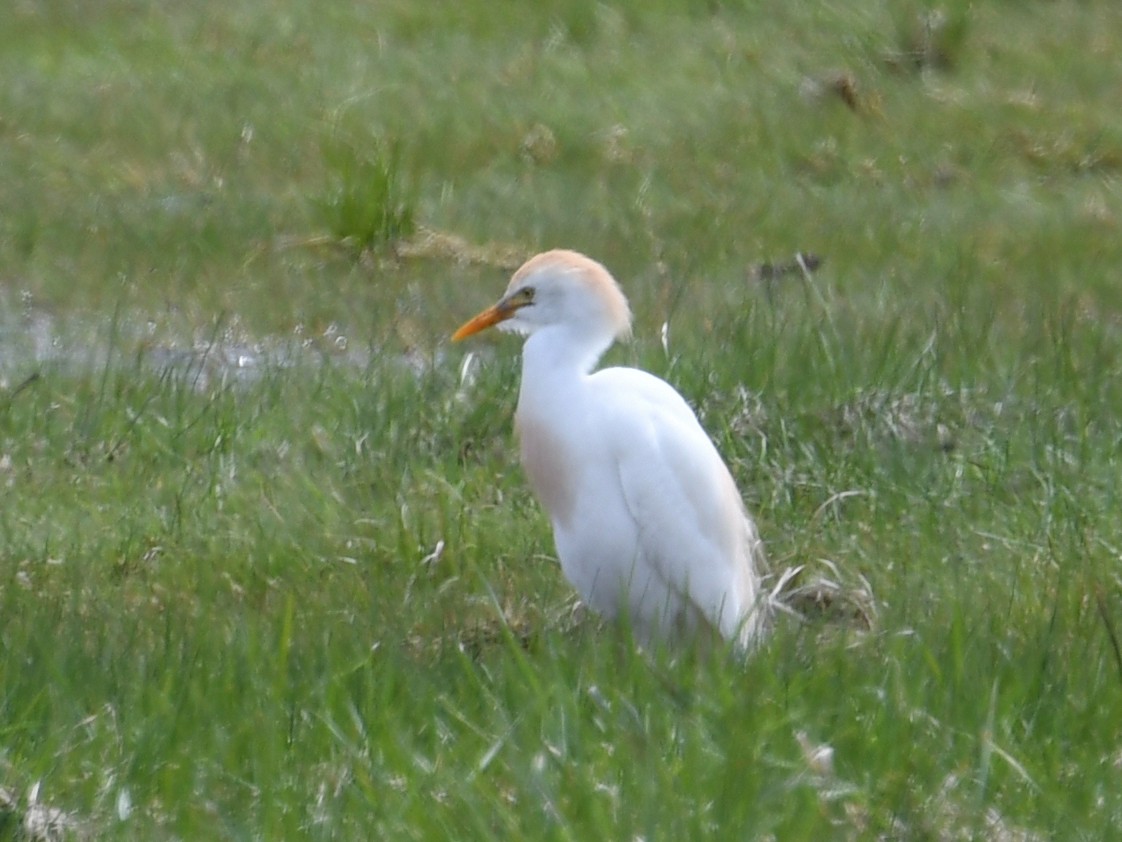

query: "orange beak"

left=451, top=300, right=517, bottom=342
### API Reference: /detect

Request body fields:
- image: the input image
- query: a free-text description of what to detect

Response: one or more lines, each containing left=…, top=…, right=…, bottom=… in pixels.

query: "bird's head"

left=452, top=250, right=632, bottom=344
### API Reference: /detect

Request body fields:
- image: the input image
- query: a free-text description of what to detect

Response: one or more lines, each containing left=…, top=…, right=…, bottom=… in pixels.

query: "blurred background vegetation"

left=1, top=1, right=1121, bottom=839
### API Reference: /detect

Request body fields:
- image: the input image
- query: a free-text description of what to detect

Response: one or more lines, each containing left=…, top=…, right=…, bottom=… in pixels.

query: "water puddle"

left=0, top=287, right=387, bottom=392
left=0, top=226, right=527, bottom=392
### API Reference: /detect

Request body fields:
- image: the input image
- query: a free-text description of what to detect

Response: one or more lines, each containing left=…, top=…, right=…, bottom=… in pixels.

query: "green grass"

left=313, top=124, right=417, bottom=255
left=2, top=0, right=1122, bottom=838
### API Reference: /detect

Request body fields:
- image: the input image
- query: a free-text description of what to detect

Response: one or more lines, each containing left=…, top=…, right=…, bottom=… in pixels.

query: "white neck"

left=516, top=325, right=611, bottom=415
left=522, top=324, right=611, bottom=377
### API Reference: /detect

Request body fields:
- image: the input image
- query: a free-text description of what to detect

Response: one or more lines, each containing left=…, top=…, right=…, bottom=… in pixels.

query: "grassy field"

left=2, top=0, right=1122, bottom=838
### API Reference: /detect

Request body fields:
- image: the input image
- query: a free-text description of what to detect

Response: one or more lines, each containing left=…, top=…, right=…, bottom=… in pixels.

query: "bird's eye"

left=517, top=287, right=535, bottom=305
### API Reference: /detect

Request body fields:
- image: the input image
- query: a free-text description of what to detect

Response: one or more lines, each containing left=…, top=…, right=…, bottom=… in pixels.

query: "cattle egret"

left=453, top=250, right=765, bottom=649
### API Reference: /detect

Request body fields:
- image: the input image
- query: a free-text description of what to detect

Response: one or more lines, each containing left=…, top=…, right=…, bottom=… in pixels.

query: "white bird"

left=453, top=250, right=766, bottom=650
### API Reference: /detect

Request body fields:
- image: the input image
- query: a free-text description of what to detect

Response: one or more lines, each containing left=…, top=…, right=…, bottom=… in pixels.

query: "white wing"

left=588, top=367, right=762, bottom=644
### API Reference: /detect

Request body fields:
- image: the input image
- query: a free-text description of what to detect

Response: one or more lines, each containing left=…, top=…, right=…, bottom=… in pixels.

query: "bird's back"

left=521, top=364, right=764, bottom=646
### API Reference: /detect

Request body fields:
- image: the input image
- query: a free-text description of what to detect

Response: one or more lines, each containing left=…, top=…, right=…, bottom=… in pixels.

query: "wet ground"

left=0, top=286, right=391, bottom=392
